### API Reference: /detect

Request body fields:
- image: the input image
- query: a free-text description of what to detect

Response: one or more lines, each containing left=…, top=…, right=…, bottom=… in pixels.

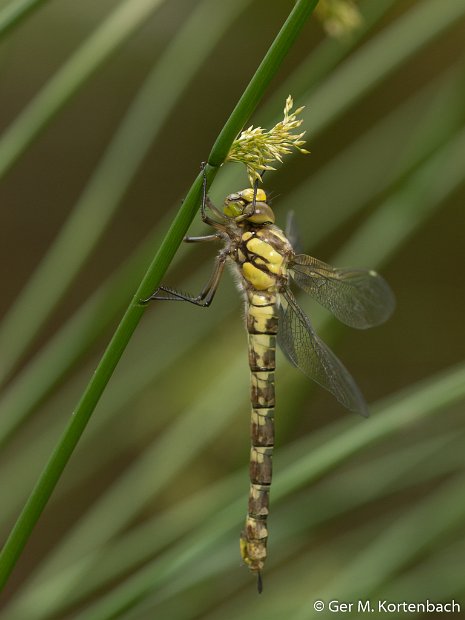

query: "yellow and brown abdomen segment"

left=240, top=289, right=278, bottom=581
left=238, top=226, right=289, bottom=582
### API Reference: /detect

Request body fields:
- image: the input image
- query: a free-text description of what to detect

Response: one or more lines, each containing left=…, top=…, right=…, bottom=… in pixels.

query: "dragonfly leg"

left=141, top=252, right=227, bottom=307
left=200, top=166, right=227, bottom=229
left=234, top=177, right=261, bottom=223
left=183, top=233, right=221, bottom=243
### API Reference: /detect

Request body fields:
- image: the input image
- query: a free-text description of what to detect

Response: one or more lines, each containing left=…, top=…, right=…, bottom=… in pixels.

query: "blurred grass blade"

left=206, top=0, right=465, bottom=200
left=0, top=222, right=170, bottom=447
left=261, top=0, right=398, bottom=121
left=67, top=362, right=465, bottom=620
left=0, top=0, right=50, bottom=38
left=0, top=286, right=237, bottom=527
left=306, top=0, right=465, bottom=136
left=0, top=0, right=251, bottom=385
left=334, top=122, right=465, bottom=267
left=284, top=60, right=465, bottom=246
left=135, top=438, right=465, bottom=620
left=383, top=538, right=465, bottom=600
left=0, top=0, right=168, bottom=181
left=274, top=362, right=465, bottom=501
left=0, top=0, right=319, bottom=590
left=4, top=355, right=247, bottom=619
left=299, top=473, right=465, bottom=618
left=12, top=426, right=463, bottom=618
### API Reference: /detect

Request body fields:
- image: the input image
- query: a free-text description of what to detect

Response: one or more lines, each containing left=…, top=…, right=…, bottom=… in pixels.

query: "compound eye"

left=247, top=203, right=275, bottom=224
left=224, top=194, right=246, bottom=218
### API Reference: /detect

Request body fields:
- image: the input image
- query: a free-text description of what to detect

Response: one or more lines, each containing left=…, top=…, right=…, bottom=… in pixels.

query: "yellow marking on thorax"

left=242, top=231, right=253, bottom=242
left=242, top=262, right=275, bottom=290
left=249, top=255, right=283, bottom=276
left=246, top=237, right=284, bottom=266
left=266, top=262, right=283, bottom=275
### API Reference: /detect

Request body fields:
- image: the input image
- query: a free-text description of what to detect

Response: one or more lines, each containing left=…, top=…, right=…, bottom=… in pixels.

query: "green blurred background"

left=0, top=0, right=464, bottom=618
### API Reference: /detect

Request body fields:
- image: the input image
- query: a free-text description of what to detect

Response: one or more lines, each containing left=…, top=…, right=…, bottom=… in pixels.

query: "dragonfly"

left=144, top=173, right=395, bottom=593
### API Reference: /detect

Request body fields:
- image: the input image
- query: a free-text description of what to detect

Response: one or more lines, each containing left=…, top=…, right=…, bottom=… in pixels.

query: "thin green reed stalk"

left=0, top=0, right=319, bottom=590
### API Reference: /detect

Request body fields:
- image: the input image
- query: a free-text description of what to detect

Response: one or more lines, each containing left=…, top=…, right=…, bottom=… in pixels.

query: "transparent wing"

left=289, top=254, right=395, bottom=329
left=285, top=210, right=303, bottom=254
left=278, top=289, right=368, bottom=416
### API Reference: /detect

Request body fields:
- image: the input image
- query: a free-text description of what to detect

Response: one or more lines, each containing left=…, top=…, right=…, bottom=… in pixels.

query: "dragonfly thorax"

left=224, top=188, right=275, bottom=224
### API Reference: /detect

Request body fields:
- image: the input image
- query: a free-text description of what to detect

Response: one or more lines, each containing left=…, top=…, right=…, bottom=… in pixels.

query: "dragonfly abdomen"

left=240, top=291, right=278, bottom=581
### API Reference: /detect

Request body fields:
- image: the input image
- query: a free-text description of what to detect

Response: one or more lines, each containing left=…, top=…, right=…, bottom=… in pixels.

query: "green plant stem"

left=0, top=0, right=319, bottom=591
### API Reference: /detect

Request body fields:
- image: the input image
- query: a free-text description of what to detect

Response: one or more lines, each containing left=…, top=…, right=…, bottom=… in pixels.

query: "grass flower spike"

left=226, top=95, right=309, bottom=185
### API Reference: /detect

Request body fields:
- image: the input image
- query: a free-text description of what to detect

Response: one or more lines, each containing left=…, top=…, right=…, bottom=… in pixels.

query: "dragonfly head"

left=223, top=188, right=275, bottom=224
